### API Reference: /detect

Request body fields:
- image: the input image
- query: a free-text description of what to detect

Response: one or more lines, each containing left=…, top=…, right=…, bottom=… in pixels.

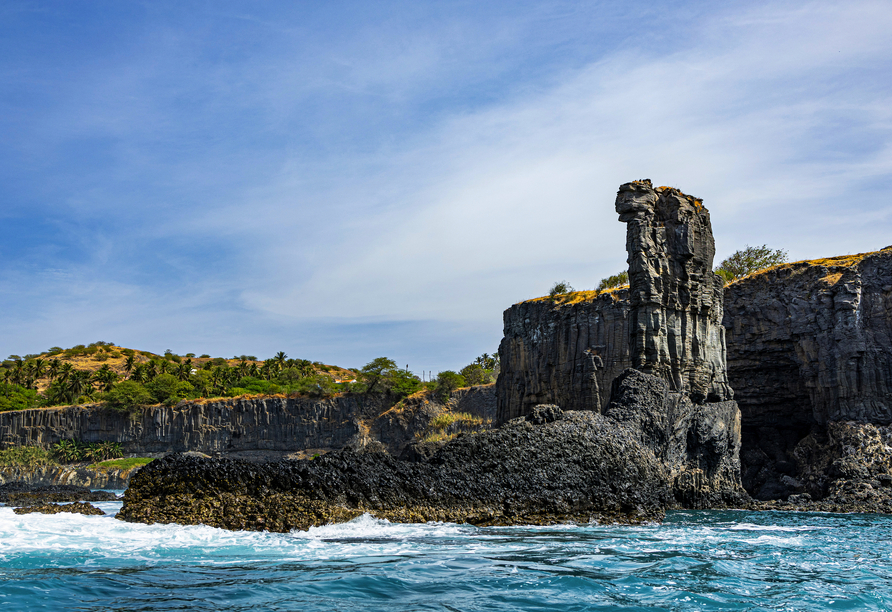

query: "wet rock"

left=13, top=501, right=105, bottom=516
left=0, top=482, right=117, bottom=506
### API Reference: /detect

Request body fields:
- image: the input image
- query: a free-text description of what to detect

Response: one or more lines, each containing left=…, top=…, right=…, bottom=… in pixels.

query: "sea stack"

left=615, top=179, right=732, bottom=403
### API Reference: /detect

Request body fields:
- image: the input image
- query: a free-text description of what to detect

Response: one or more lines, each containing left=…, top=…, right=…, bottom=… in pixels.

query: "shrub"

left=597, top=271, right=628, bottom=291
left=0, top=384, right=40, bottom=412
left=0, top=446, right=56, bottom=467
left=715, top=245, right=788, bottom=282
left=459, top=364, right=490, bottom=386
left=103, top=381, right=153, bottom=411
left=549, top=281, right=573, bottom=297
left=434, top=371, right=466, bottom=402
left=292, top=374, right=337, bottom=397
left=147, top=374, right=191, bottom=406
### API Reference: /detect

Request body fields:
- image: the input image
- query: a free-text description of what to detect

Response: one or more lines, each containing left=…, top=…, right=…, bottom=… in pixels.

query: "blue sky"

left=2, top=1, right=891, bottom=373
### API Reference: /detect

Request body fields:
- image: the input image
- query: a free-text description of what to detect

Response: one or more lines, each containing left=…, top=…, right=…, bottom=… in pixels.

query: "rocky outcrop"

left=497, top=181, right=735, bottom=425
left=604, top=369, right=743, bottom=508
left=117, top=369, right=747, bottom=532
left=747, top=421, right=892, bottom=513
left=616, top=180, right=732, bottom=403
left=724, top=247, right=892, bottom=499
left=496, top=291, right=631, bottom=422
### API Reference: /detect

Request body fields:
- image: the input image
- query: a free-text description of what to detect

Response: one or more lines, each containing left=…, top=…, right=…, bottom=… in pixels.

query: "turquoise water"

left=2, top=497, right=891, bottom=611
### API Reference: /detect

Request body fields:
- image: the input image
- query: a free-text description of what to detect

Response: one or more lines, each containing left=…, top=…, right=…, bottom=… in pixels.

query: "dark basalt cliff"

left=0, top=394, right=397, bottom=457
left=724, top=247, right=892, bottom=499
left=496, top=290, right=631, bottom=422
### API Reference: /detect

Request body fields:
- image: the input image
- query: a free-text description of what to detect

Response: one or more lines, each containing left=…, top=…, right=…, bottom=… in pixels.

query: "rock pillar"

left=615, top=179, right=732, bottom=403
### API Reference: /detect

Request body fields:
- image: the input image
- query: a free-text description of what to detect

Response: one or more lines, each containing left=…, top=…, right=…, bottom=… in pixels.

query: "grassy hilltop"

left=0, top=343, right=499, bottom=414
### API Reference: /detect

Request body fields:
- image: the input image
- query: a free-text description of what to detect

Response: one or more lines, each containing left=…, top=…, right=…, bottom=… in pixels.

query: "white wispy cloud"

left=2, top=1, right=891, bottom=369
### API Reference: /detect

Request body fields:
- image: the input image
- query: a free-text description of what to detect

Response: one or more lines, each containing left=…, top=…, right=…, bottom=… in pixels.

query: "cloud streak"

left=1, top=1, right=891, bottom=372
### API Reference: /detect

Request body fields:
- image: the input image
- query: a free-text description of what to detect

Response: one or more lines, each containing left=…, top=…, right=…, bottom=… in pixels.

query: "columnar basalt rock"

left=723, top=247, right=892, bottom=499
left=496, top=290, right=632, bottom=423
left=615, top=180, right=732, bottom=403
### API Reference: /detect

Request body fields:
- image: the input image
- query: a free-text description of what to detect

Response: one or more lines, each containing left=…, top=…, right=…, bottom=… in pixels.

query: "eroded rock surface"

left=616, top=180, right=732, bottom=403
left=0, top=482, right=117, bottom=506
left=496, top=291, right=631, bottom=422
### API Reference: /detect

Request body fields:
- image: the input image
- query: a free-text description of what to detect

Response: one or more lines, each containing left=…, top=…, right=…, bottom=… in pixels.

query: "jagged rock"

left=13, top=501, right=105, bottom=516
left=117, top=369, right=748, bottom=532
left=496, top=291, right=631, bottom=422
left=616, top=179, right=732, bottom=403
left=525, top=405, right=563, bottom=425
left=604, top=369, right=745, bottom=508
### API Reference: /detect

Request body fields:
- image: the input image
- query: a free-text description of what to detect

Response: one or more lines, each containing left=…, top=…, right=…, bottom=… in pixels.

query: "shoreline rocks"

left=12, top=501, right=106, bottom=516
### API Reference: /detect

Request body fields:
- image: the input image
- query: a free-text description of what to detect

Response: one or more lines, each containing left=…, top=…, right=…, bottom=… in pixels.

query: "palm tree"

left=57, top=362, right=74, bottom=384
left=260, top=362, right=272, bottom=381
left=176, top=362, right=191, bottom=382
left=93, top=364, right=118, bottom=392
left=65, top=370, right=93, bottom=404
left=249, top=363, right=260, bottom=378
left=30, top=358, right=46, bottom=379
left=296, top=359, right=314, bottom=378
left=274, top=352, right=287, bottom=372
left=124, top=355, right=136, bottom=377
left=210, top=367, right=225, bottom=394
left=48, top=359, right=61, bottom=380
left=145, top=362, right=158, bottom=380
left=11, top=361, right=25, bottom=386
left=237, top=360, right=249, bottom=378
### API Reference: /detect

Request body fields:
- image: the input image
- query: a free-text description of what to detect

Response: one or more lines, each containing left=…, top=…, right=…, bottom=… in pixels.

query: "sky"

left=1, top=0, right=891, bottom=373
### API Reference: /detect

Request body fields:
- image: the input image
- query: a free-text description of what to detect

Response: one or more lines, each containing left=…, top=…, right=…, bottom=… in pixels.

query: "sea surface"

left=1, top=495, right=891, bottom=611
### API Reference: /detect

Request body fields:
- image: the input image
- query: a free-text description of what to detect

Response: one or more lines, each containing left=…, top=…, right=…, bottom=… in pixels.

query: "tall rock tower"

left=615, top=179, right=732, bottom=403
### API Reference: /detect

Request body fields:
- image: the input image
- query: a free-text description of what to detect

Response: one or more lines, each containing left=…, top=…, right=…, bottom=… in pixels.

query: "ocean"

left=1, top=496, right=891, bottom=611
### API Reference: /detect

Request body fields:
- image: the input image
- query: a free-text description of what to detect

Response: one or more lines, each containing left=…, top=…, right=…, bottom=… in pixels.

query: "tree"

left=123, top=355, right=136, bottom=376
left=715, top=245, right=788, bottom=282
left=103, top=380, right=152, bottom=411
left=273, top=351, right=288, bottom=372
left=459, top=364, right=489, bottom=386
left=359, top=357, right=399, bottom=393
left=597, top=271, right=628, bottom=291
left=93, top=364, right=119, bottom=392
left=549, top=281, right=573, bottom=297
left=147, top=373, right=191, bottom=406
left=434, top=371, right=466, bottom=402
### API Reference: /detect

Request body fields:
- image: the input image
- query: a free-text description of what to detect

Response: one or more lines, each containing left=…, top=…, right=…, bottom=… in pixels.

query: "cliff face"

left=496, top=291, right=631, bottom=423
left=723, top=247, right=892, bottom=499
left=0, top=394, right=392, bottom=456
left=724, top=248, right=892, bottom=426
left=616, top=180, right=732, bottom=403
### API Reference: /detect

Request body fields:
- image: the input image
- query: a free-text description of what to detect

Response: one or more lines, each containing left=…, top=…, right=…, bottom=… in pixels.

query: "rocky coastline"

left=8, top=180, right=892, bottom=529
